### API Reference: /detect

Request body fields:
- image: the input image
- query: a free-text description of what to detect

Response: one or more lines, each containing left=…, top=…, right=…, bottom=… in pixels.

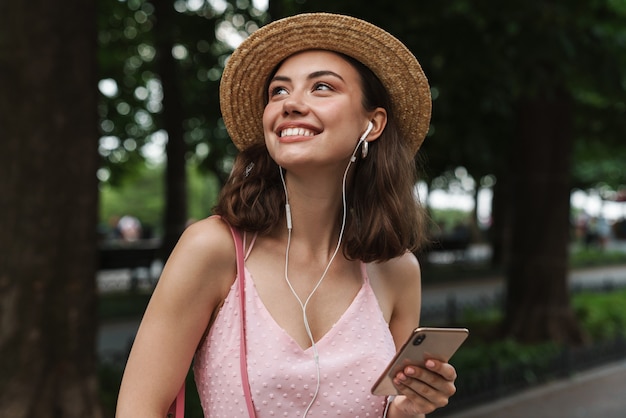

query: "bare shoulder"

left=367, top=252, right=422, bottom=323
left=371, top=252, right=423, bottom=347
left=372, top=251, right=422, bottom=289
left=159, top=216, right=237, bottom=299
left=175, top=216, right=234, bottom=261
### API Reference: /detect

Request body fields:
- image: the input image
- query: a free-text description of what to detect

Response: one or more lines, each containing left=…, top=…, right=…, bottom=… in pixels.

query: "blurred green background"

left=2, top=0, right=626, bottom=416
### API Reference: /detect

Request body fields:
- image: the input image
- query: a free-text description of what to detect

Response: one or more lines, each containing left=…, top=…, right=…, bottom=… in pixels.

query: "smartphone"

left=371, top=327, right=469, bottom=396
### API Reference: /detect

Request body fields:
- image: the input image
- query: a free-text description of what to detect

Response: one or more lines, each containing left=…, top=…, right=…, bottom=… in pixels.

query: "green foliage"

left=97, top=0, right=626, bottom=192
left=99, top=162, right=219, bottom=237
left=570, top=246, right=626, bottom=267
left=99, top=164, right=165, bottom=234
left=454, top=338, right=560, bottom=373
left=429, top=208, right=473, bottom=233
left=187, top=163, right=220, bottom=222
left=97, top=0, right=162, bottom=184
left=461, top=306, right=503, bottom=332
left=97, top=0, right=626, bottom=239
left=454, top=287, right=626, bottom=375
left=97, top=0, right=268, bottom=186
left=572, top=141, right=626, bottom=190
left=98, top=365, right=204, bottom=418
left=289, top=0, right=626, bottom=190
left=182, top=372, right=204, bottom=418
left=98, top=364, right=123, bottom=417
left=98, top=292, right=152, bottom=321
left=573, top=288, right=626, bottom=339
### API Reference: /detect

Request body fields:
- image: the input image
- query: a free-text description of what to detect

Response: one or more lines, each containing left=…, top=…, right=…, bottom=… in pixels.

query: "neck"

left=279, top=170, right=349, bottom=257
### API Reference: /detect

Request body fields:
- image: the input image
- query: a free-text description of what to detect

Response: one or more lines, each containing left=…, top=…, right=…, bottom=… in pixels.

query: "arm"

left=116, top=217, right=236, bottom=417
left=377, top=253, right=458, bottom=418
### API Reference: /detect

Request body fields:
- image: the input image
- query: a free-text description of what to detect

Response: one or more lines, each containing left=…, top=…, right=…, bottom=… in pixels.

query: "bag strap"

left=228, top=224, right=256, bottom=418
left=166, top=384, right=185, bottom=418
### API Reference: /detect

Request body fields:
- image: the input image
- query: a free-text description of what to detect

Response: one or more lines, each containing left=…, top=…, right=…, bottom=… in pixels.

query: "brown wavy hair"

left=214, top=53, right=429, bottom=262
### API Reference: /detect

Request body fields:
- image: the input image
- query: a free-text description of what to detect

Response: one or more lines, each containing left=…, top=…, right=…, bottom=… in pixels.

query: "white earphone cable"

left=278, top=135, right=363, bottom=417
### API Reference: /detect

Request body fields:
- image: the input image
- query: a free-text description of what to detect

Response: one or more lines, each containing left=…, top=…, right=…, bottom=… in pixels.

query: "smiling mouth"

left=280, top=127, right=316, bottom=138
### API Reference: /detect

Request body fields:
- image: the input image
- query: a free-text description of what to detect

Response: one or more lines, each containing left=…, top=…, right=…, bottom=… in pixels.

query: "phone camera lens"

left=413, top=334, right=426, bottom=346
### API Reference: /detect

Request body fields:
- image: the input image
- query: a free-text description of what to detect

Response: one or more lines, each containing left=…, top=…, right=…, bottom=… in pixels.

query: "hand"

left=390, top=359, right=457, bottom=416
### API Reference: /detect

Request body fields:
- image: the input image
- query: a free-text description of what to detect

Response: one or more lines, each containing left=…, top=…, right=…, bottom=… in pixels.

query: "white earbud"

left=359, top=121, right=374, bottom=142
left=351, top=121, right=374, bottom=162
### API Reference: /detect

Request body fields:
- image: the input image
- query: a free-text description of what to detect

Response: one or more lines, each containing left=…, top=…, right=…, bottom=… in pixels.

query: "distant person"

left=584, top=216, right=599, bottom=248
left=615, top=218, right=626, bottom=240
left=574, top=212, right=589, bottom=244
left=117, top=215, right=142, bottom=242
left=596, top=216, right=611, bottom=249
left=117, top=13, right=458, bottom=418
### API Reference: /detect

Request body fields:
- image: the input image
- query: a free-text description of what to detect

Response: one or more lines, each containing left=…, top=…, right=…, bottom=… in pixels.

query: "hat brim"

left=220, top=13, right=431, bottom=155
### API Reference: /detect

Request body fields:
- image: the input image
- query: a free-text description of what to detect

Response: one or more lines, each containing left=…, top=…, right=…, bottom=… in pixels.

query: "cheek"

left=262, top=106, right=271, bottom=130
left=262, top=103, right=280, bottom=133
left=262, top=106, right=277, bottom=153
left=322, top=100, right=364, bottom=127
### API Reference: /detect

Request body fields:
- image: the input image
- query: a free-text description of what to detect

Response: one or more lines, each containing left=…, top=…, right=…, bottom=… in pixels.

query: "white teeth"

left=280, top=128, right=315, bottom=137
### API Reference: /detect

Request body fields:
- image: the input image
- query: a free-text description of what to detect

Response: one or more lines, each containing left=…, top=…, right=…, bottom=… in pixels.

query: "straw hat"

left=220, top=12, right=431, bottom=155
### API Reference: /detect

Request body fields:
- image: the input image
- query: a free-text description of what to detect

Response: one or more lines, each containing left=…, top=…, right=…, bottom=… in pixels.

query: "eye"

left=269, top=85, right=289, bottom=97
left=313, top=82, right=332, bottom=92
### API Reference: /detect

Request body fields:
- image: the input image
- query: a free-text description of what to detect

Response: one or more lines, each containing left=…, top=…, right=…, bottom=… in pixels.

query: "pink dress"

left=193, top=239, right=396, bottom=417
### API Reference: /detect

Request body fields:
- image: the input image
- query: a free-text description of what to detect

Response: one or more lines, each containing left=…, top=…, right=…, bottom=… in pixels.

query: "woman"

left=116, top=13, right=458, bottom=418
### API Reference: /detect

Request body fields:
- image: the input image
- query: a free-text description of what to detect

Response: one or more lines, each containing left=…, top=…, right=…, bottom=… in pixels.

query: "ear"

left=365, top=108, right=387, bottom=142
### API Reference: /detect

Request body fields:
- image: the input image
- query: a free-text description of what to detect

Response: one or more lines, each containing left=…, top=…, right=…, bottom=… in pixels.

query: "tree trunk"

left=502, top=92, right=585, bottom=345
left=0, top=1, right=103, bottom=417
left=489, top=169, right=513, bottom=268
left=153, top=0, right=188, bottom=258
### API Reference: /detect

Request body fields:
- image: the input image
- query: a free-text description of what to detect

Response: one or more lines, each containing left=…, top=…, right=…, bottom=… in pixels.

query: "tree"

left=505, top=92, right=582, bottom=343
left=0, top=1, right=103, bottom=417
left=490, top=1, right=625, bottom=343
left=152, top=0, right=190, bottom=257
left=97, top=0, right=267, bottom=256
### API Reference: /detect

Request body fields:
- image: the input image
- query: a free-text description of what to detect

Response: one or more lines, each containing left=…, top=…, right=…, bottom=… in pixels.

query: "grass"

left=570, top=246, right=626, bottom=268
left=451, top=287, right=626, bottom=374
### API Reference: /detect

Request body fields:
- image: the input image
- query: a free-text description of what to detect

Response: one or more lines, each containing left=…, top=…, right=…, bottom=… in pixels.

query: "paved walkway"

left=446, top=359, right=626, bottom=418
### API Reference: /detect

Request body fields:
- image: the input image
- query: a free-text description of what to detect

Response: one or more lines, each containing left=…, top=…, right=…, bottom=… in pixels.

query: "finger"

left=392, top=376, right=441, bottom=415
left=394, top=366, right=457, bottom=401
left=425, top=359, right=458, bottom=382
left=392, top=381, right=439, bottom=415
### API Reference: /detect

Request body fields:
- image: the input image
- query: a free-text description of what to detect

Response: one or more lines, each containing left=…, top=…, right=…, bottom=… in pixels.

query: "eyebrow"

left=270, top=70, right=345, bottom=84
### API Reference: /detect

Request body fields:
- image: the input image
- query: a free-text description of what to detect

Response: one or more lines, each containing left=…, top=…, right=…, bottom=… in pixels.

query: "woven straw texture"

left=220, top=13, right=431, bottom=154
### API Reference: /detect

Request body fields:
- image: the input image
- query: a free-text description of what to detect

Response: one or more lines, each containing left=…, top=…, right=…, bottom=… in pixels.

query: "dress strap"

left=360, top=261, right=370, bottom=284
left=243, top=231, right=258, bottom=261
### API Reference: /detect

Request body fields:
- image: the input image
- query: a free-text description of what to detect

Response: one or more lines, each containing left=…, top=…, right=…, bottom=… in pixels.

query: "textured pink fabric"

left=193, top=263, right=396, bottom=417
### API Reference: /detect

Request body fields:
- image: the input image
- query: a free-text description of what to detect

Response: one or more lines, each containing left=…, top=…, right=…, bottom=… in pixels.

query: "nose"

left=282, top=91, right=309, bottom=116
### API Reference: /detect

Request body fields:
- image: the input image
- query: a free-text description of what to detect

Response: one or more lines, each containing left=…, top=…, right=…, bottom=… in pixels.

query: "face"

left=262, top=50, right=374, bottom=170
